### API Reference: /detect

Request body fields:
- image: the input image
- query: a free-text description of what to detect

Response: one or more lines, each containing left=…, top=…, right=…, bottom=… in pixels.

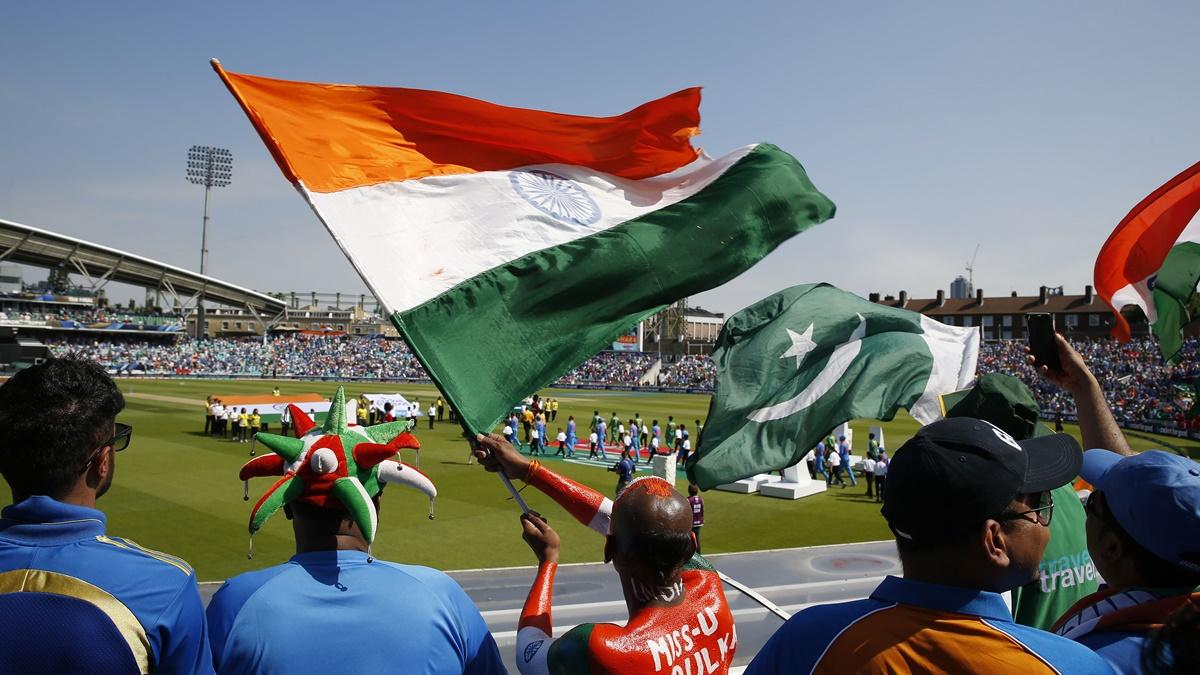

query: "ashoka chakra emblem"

left=510, top=170, right=601, bottom=226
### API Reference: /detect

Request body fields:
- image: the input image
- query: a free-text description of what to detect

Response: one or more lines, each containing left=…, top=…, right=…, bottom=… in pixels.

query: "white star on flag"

left=751, top=315, right=867, bottom=423
left=780, top=324, right=817, bottom=369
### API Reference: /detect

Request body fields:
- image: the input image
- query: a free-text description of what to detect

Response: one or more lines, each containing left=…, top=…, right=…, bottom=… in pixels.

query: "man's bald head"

left=607, top=478, right=695, bottom=583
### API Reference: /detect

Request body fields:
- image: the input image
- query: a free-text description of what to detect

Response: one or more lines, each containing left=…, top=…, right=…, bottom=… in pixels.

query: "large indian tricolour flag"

left=213, top=61, right=836, bottom=433
left=1095, top=161, right=1200, bottom=363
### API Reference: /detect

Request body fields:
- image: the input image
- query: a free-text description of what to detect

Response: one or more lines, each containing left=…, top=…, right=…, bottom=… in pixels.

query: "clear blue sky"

left=3, top=2, right=1199, bottom=314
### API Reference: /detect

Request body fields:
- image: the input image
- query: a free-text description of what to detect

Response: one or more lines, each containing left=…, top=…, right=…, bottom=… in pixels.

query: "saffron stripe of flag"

left=1095, top=161, right=1200, bottom=361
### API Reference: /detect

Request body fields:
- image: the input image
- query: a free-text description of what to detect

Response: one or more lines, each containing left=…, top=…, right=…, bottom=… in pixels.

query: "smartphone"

left=1026, top=313, right=1061, bottom=372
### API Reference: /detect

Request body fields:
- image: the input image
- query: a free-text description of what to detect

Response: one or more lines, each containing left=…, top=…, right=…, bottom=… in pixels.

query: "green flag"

left=1151, top=242, right=1200, bottom=363
left=687, top=283, right=980, bottom=489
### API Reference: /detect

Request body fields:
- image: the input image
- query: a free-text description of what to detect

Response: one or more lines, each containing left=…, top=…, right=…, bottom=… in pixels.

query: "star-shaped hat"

left=239, top=387, right=436, bottom=555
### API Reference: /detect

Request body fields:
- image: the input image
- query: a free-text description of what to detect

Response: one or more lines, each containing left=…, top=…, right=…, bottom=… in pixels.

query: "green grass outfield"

left=6, top=378, right=1197, bottom=582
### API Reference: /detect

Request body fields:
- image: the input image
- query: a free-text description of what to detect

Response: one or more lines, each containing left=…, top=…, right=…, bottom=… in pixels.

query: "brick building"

left=870, top=285, right=1150, bottom=341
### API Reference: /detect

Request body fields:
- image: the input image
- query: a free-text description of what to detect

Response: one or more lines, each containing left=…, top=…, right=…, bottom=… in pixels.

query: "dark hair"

left=0, top=358, right=124, bottom=498
left=1142, top=599, right=1200, bottom=675
left=893, top=513, right=1023, bottom=560
left=1099, top=494, right=1200, bottom=587
left=688, top=483, right=699, bottom=496
left=894, top=526, right=976, bottom=559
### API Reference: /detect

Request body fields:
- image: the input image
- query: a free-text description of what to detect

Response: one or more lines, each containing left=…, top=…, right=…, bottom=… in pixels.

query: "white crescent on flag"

left=747, top=315, right=867, bottom=423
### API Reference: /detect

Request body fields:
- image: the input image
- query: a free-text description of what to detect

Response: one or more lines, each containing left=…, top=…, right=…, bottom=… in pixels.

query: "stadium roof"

left=872, top=287, right=1110, bottom=316
left=0, top=218, right=286, bottom=314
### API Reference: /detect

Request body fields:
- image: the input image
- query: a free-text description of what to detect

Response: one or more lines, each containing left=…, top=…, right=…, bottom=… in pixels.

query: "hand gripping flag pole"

left=461, top=424, right=531, bottom=515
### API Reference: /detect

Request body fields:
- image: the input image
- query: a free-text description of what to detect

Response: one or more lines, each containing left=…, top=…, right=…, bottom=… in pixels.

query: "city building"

left=949, top=275, right=972, bottom=299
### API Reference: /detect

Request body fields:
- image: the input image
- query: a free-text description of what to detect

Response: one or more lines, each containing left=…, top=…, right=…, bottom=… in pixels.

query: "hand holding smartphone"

left=1026, top=313, right=1062, bottom=372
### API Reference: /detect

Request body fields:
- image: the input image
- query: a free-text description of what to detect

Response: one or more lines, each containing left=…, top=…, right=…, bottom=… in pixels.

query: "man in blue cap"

left=1050, top=449, right=1200, bottom=672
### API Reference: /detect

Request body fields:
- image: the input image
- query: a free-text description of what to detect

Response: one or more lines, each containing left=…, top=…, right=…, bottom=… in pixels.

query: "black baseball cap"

left=882, top=417, right=1082, bottom=543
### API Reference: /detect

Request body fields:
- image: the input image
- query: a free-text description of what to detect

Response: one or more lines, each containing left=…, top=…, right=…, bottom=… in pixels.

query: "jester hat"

left=239, top=387, right=437, bottom=552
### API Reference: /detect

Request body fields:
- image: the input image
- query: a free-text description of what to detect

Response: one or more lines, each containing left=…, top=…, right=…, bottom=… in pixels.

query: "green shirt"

left=867, top=439, right=879, bottom=459
left=1010, top=484, right=1099, bottom=630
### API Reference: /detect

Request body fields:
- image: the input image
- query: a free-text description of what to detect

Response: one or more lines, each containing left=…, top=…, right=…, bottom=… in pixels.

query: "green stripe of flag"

left=393, top=144, right=836, bottom=433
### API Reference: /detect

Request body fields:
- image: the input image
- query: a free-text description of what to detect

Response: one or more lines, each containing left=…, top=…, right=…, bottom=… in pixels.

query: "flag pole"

left=497, top=471, right=531, bottom=514
left=461, top=423, right=531, bottom=514
left=717, top=571, right=791, bottom=621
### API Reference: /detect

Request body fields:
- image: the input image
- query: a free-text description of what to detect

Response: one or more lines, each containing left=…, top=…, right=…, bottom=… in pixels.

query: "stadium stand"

left=44, top=333, right=1200, bottom=430
left=657, top=354, right=717, bottom=388
left=556, top=351, right=658, bottom=385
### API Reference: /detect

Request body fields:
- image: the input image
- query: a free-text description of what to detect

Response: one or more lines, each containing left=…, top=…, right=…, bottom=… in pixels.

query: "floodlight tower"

left=186, top=145, right=232, bottom=340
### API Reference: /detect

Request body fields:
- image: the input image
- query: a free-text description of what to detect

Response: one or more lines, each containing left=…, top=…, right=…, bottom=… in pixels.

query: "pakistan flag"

left=687, top=284, right=980, bottom=489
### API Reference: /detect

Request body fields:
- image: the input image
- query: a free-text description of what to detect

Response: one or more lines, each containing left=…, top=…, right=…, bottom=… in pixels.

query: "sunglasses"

left=78, top=423, right=133, bottom=475
left=997, top=490, right=1055, bottom=527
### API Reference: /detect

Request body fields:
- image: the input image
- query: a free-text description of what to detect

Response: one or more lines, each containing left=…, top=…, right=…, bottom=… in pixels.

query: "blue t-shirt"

left=616, top=458, right=634, bottom=481
left=566, top=420, right=576, bottom=436
left=207, top=550, right=504, bottom=674
left=0, top=496, right=213, bottom=674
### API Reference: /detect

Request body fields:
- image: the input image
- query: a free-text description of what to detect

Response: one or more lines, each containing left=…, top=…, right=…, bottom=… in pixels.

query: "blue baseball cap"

left=1081, top=449, right=1200, bottom=574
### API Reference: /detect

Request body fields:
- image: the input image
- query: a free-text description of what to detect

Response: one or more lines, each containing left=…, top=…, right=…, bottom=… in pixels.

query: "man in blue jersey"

left=564, top=415, right=578, bottom=458
left=207, top=407, right=503, bottom=675
left=0, top=358, right=213, bottom=674
left=747, top=417, right=1113, bottom=674
left=836, top=435, right=857, bottom=487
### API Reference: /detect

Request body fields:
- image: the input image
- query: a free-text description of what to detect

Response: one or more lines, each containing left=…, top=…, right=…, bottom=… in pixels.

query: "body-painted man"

left=473, top=434, right=736, bottom=675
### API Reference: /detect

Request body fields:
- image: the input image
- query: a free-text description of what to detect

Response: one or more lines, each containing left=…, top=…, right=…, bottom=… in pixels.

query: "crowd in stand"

left=44, top=334, right=1200, bottom=427
left=0, top=306, right=183, bottom=329
left=555, top=350, right=658, bottom=385
left=977, top=337, right=1200, bottom=425
left=657, top=354, right=717, bottom=388
left=46, top=334, right=427, bottom=379
left=49, top=335, right=661, bottom=385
